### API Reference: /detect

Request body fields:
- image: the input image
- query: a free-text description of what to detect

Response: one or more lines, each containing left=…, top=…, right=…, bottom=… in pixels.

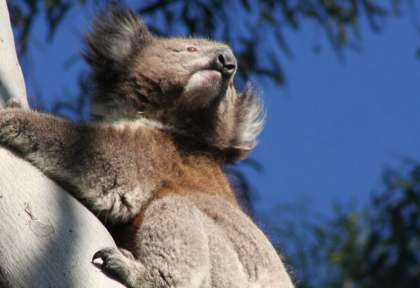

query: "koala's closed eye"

left=168, top=46, right=198, bottom=53
left=186, top=46, right=198, bottom=52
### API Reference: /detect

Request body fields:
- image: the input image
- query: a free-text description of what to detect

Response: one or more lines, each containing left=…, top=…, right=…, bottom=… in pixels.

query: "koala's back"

left=135, top=194, right=293, bottom=288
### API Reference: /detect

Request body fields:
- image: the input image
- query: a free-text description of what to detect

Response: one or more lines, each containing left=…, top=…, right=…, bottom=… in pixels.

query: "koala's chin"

left=182, top=69, right=225, bottom=108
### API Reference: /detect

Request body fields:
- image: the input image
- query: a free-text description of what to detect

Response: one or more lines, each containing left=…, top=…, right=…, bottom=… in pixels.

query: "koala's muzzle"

left=213, top=49, right=237, bottom=77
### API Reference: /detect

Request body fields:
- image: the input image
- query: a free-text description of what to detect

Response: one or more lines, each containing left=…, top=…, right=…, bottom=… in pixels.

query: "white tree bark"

left=0, top=1, right=124, bottom=287
left=0, top=0, right=28, bottom=109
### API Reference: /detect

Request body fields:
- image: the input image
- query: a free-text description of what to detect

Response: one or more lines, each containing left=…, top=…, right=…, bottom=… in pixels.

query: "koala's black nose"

left=216, top=49, right=237, bottom=76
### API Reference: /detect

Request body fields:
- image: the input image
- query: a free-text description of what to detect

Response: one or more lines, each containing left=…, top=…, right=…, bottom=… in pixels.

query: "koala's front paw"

left=0, top=110, right=26, bottom=141
left=92, top=247, right=140, bottom=287
left=5, top=99, right=23, bottom=109
left=0, top=110, right=36, bottom=152
left=0, top=96, right=23, bottom=110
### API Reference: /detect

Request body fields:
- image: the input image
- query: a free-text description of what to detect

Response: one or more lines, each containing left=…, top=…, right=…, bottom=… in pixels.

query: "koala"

left=0, top=8, right=294, bottom=288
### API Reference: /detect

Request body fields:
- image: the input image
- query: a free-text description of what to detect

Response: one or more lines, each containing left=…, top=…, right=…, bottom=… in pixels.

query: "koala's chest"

left=108, top=154, right=236, bottom=251
left=103, top=127, right=236, bottom=238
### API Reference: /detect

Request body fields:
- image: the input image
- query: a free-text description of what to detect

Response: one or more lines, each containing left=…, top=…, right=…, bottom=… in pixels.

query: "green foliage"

left=278, top=165, right=420, bottom=287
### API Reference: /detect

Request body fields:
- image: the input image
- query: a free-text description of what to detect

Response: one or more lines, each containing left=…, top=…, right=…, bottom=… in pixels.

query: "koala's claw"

left=92, top=247, right=119, bottom=268
left=0, top=111, right=23, bottom=141
left=0, top=110, right=37, bottom=153
left=5, top=99, right=23, bottom=109
left=92, top=247, right=135, bottom=285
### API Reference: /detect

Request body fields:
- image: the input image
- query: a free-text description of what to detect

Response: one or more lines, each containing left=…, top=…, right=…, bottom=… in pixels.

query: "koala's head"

left=85, top=8, right=264, bottom=161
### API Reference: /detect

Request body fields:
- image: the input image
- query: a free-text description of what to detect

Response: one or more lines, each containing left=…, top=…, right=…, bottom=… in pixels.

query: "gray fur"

left=0, top=8, right=294, bottom=288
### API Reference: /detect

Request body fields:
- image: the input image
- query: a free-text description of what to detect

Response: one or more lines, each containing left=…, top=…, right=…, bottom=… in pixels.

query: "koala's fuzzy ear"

left=84, top=8, right=152, bottom=70
left=231, top=85, right=265, bottom=160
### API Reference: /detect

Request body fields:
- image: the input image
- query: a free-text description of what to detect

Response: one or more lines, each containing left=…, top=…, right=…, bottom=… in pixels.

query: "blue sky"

left=20, top=5, right=420, bottom=224
left=252, top=13, right=420, bottom=218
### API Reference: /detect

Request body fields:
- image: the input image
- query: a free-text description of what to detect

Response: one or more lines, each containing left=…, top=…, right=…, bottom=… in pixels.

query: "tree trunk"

left=0, top=1, right=124, bottom=287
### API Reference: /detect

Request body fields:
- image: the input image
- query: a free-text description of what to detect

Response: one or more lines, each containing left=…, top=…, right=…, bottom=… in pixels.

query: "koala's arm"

left=0, top=109, right=153, bottom=223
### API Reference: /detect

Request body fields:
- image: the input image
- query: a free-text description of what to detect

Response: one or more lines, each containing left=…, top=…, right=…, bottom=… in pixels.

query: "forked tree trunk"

left=0, top=1, right=124, bottom=287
